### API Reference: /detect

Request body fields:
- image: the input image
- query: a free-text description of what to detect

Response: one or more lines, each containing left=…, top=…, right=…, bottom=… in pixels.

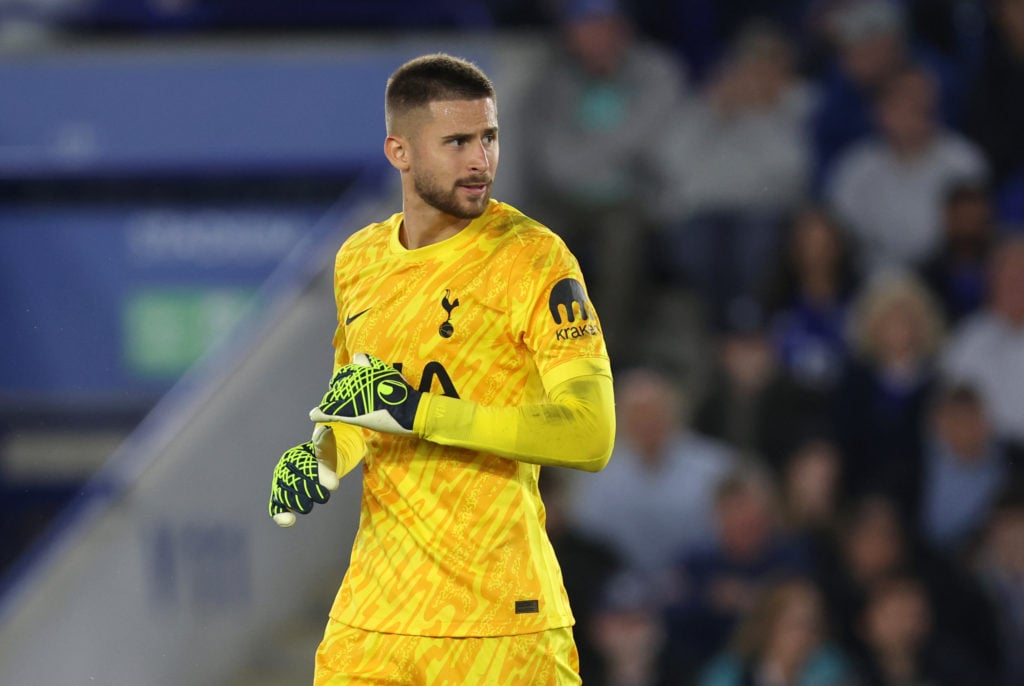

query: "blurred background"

left=1, top=0, right=1023, bottom=684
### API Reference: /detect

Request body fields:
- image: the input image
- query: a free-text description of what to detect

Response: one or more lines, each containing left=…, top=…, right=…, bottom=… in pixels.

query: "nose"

left=468, top=140, right=490, bottom=172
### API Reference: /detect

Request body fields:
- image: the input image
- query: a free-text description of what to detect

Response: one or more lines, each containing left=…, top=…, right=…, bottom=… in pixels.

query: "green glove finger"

left=278, top=483, right=313, bottom=514
left=268, top=441, right=331, bottom=520
left=281, top=461, right=331, bottom=504
left=268, top=496, right=290, bottom=518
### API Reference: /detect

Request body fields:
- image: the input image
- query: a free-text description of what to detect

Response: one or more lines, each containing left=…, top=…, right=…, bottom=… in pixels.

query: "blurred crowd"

left=516, top=0, right=1024, bottom=685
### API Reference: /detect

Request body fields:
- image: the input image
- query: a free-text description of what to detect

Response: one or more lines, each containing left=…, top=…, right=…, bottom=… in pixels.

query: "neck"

left=400, top=193, right=475, bottom=250
left=759, top=658, right=800, bottom=686
left=1000, top=310, right=1024, bottom=328
left=890, top=135, right=931, bottom=161
left=802, top=270, right=837, bottom=303
left=877, top=649, right=917, bottom=683
left=608, top=656, right=656, bottom=686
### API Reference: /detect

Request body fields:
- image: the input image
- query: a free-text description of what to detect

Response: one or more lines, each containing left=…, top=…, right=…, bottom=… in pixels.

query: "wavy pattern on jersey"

left=328, top=201, right=606, bottom=637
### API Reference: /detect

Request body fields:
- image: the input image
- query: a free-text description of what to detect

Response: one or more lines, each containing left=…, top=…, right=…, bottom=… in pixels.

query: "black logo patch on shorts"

left=515, top=599, right=539, bottom=614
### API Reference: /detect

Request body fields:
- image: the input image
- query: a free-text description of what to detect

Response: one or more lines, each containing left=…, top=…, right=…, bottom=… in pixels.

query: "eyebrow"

left=441, top=126, right=499, bottom=141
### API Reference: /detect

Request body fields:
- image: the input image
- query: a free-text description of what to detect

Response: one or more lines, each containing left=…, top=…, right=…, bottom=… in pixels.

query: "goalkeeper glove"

left=309, top=353, right=422, bottom=435
left=268, top=424, right=340, bottom=528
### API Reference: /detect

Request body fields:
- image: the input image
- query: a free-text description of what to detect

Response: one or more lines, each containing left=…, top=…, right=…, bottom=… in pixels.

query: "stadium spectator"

left=780, top=437, right=843, bottom=542
left=826, top=65, right=987, bottom=273
left=694, top=310, right=827, bottom=472
left=942, top=237, right=1024, bottom=451
left=571, top=367, right=734, bottom=579
left=588, top=570, right=674, bottom=686
left=833, top=272, right=944, bottom=516
left=817, top=494, right=905, bottom=649
left=518, top=0, right=687, bottom=358
left=816, top=494, right=1000, bottom=671
left=810, top=0, right=963, bottom=186
left=629, top=0, right=822, bottom=83
left=659, top=20, right=815, bottom=325
left=854, top=574, right=992, bottom=686
left=965, top=0, right=1024, bottom=191
left=698, top=578, right=854, bottom=686
left=665, top=465, right=810, bottom=678
left=763, top=205, right=858, bottom=397
left=973, top=489, right=1024, bottom=686
left=919, top=179, right=998, bottom=325
left=919, top=382, right=1012, bottom=556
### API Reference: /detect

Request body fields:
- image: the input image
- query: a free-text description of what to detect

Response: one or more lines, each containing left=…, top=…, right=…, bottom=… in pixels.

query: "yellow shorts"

left=313, top=620, right=581, bottom=686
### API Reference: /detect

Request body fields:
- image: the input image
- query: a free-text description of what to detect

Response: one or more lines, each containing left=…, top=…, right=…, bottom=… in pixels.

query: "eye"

left=483, top=133, right=497, bottom=145
left=447, top=137, right=466, bottom=147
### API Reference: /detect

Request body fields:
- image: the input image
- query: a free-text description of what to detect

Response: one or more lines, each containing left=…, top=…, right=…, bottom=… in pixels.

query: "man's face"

left=717, top=490, right=773, bottom=561
left=936, top=400, right=989, bottom=460
left=566, top=14, right=630, bottom=77
left=841, top=32, right=903, bottom=87
left=945, top=192, right=992, bottom=244
left=407, top=97, right=498, bottom=220
left=618, top=375, right=680, bottom=463
left=878, top=71, right=936, bottom=149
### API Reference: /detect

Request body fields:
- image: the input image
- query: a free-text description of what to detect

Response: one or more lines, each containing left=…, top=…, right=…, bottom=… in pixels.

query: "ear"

left=384, top=135, right=410, bottom=172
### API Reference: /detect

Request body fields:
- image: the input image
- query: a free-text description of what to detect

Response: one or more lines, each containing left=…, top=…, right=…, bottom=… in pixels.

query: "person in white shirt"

left=827, top=65, right=987, bottom=273
left=570, top=367, right=735, bottom=579
left=943, top=238, right=1024, bottom=449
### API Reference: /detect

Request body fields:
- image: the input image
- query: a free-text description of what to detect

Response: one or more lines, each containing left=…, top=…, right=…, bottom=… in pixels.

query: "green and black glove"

left=309, top=353, right=423, bottom=435
left=268, top=424, right=340, bottom=527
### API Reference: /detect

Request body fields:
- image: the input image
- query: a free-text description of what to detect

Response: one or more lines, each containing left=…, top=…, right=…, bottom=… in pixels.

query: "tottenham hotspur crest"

left=439, top=289, right=460, bottom=338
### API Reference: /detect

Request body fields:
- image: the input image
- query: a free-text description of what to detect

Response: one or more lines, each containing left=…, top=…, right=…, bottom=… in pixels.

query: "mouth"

left=458, top=180, right=491, bottom=197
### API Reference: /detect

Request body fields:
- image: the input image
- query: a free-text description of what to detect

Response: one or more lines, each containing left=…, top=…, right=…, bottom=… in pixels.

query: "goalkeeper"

left=268, top=53, right=614, bottom=686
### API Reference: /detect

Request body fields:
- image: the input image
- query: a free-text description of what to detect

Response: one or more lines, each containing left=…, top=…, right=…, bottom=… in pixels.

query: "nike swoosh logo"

left=345, top=307, right=372, bottom=326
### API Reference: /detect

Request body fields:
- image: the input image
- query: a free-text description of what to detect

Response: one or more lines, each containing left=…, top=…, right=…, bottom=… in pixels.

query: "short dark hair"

left=385, top=54, right=495, bottom=133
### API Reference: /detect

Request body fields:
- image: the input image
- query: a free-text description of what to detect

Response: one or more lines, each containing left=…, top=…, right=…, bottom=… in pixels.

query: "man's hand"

left=309, top=353, right=422, bottom=435
left=269, top=424, right=340, bottom=528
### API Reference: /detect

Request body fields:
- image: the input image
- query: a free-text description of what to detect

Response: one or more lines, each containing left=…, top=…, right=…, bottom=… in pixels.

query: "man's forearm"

left=414, top=374, right=615, bottom=472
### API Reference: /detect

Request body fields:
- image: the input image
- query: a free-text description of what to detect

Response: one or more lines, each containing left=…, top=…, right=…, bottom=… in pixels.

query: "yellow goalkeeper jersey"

left=326, top=199, right=608, bottom=638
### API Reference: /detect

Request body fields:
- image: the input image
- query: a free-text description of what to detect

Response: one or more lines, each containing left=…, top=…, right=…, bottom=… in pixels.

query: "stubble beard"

left=412, top=170, right=491, bottom=220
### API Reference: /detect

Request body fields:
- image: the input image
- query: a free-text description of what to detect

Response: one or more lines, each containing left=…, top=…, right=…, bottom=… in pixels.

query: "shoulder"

left=835, top=138, right=887, bottom=172
left=485, top=201, right=558, bottom=239
left=484, top=201, right=574, bottom=262
left=933, top=132, right=988, bottom=170
left=627, top=41, right=689, bottom=84
left=944, top=311, right=1002, bottom=359
left=675, top=432, right=734, bottom=470
left=778, top=80, right=819, bottom=123
left=337, top=211, right=400, bottom=258
left=949, top=311, right=1000, bottom=344
left=827, top=138, right=887, bottom=193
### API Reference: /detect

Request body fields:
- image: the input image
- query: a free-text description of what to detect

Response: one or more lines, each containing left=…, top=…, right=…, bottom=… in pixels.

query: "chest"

left=337, top=254, right=521, bottom=397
